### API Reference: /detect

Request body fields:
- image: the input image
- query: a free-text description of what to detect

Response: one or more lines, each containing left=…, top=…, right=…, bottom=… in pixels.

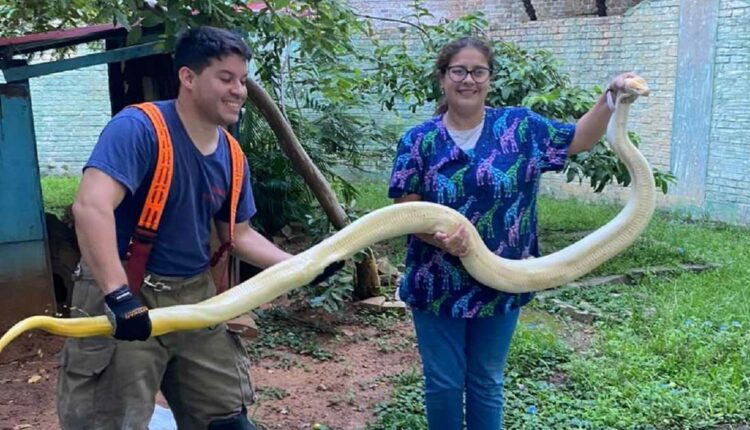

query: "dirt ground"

left=0, top=308, right=418, bottom=430
left=0, top=331, right=63, bottom=430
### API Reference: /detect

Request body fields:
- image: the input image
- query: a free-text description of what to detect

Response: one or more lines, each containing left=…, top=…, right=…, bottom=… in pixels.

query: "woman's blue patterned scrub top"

left=388, top=106, right=576, bottom=318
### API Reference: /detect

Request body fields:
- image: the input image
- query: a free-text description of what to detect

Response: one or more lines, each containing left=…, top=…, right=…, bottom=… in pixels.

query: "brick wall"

left=529, top=0, right=644, bottom=19
left=29, top=47, right=110, bottom=176
left=350, top=0, right=643, bottom=25
left=490, top=0, right=680, bottom=203
left=705, top=1, right=750, bottom=223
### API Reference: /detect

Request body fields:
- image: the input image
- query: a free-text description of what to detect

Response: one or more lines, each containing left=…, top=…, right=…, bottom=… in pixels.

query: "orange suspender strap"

left=123, top=102, right=243, bottom=296
left=210, top=129, right=245, bottom=294
left=125, top=102, right=174, bottom=296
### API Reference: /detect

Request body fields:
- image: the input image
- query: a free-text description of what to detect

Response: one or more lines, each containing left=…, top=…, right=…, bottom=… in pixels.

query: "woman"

left=388, top=36, right=635, bottom=429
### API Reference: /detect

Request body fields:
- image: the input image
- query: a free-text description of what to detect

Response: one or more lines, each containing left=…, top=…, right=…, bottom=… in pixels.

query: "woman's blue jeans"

left=412, top=307, right=520, bottom=430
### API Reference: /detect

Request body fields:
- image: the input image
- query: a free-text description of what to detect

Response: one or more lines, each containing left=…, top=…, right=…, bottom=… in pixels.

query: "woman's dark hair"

left=434, top=37, right=495, bottom=115
left=174, top=26, right=252, bottom=74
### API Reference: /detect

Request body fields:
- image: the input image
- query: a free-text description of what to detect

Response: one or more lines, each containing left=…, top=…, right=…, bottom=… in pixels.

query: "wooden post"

left=244, top=79, right=380, bottom=299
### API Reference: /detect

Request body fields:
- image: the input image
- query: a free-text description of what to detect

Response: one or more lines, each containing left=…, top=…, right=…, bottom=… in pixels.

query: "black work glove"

left=311, top=260, right=346, bottom=285
left=104, top=285, right=152, bottom=341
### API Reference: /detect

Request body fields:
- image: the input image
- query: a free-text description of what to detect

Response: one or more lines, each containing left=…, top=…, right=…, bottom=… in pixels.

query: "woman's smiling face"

left=440, top=47, right=492, bottom=114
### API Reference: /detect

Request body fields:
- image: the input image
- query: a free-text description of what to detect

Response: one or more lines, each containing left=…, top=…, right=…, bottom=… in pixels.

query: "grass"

left=247, top=308, right=335, bottom=363
left=40, top=175, right=80, bottom=218
left=351, top=181, right=392, bottom=212
left=353, top=181, right=750, bottom=430
left=348, top=182, right=409, bottom=271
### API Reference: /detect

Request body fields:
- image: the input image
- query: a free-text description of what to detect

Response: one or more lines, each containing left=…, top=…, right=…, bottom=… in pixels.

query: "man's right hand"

left=104, top=285, right=152, bottom=341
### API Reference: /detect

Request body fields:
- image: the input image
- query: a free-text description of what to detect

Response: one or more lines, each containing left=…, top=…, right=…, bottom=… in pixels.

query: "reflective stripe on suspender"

left=135, top=103, right=174, bottom=231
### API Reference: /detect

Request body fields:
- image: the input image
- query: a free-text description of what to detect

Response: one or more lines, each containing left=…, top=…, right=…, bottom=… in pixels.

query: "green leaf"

left=113, top=9, right=131, bottom=31
left=125, top=26, right=142, bottom=46
left=140, top=12, right=163, bottom=28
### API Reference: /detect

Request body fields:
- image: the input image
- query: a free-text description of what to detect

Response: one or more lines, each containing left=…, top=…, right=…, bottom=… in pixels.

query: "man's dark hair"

left=174, top=26, right=251, bottom=74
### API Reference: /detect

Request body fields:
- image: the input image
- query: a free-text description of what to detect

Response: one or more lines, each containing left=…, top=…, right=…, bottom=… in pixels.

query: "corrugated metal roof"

left=0, top=24, right=125, bottom=58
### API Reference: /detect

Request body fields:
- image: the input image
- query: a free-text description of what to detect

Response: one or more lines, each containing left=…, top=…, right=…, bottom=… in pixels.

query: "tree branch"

left=287, top=48, right=303, bottom=116
left=352, top=12, right=430, bottom=40
left=596, top=0, right=608, bottom=17
left=244, top=79, right=349, bottom=230
left=522, top=0, right=538, bottom=21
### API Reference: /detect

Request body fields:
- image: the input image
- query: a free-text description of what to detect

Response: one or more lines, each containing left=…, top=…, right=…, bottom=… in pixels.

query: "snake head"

left=624, top=76, right=650, bottom=96
left=618, top=76, right=650, bottom=104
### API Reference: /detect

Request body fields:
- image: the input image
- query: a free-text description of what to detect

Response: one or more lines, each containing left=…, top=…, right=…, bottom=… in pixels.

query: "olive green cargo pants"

left=57, top=264, right=255, bottom=430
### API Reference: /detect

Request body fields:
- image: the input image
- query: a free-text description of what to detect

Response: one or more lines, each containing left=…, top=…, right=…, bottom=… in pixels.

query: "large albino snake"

left=0, top=77, right=654, bottom=353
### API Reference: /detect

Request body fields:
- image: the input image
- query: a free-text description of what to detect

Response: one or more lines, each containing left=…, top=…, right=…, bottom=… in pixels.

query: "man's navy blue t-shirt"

left=85, top=100, right=256, bottom=277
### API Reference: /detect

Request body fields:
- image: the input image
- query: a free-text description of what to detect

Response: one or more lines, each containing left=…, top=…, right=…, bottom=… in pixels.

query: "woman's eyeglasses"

left=445, top=65, right=492, bottom=83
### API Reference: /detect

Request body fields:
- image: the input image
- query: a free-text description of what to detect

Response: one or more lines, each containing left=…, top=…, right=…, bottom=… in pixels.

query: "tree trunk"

left=522, top=0, right=538, bottom=21
left=244, top=79, right=380, bottom=299
left=595, top=0, right=608, bottom=16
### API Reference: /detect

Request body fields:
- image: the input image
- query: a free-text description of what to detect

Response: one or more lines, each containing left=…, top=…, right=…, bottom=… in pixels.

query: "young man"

left=58, top=26, right=290, bottom=430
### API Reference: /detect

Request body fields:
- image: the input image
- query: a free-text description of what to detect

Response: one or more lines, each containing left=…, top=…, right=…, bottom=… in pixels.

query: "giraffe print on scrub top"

left=389, top=106, right=576, bottom=318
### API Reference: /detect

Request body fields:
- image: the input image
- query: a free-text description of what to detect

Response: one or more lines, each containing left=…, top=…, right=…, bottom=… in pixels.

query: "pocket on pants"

left=58, top=338, right=117, bottom=429
left=62, top=338, right=116, bottom=377
left=226, top=329, right=256, bottom=405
